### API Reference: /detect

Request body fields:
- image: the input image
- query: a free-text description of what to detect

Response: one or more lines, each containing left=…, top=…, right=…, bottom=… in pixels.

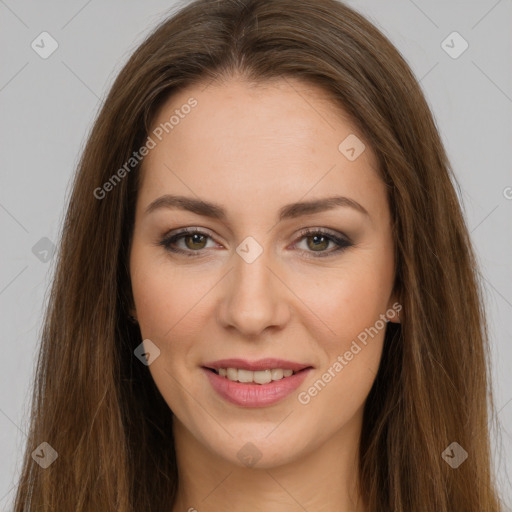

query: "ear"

left=385, top=294, right=402, bottom=324
left=128, top=308, right=138, bottom=324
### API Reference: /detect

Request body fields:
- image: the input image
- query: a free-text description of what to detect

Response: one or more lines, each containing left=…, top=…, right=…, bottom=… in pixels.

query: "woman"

left=14, top=0, right=503, bottom=510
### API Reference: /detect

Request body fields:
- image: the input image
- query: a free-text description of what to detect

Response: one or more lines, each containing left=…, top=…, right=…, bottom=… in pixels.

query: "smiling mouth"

left=204, top=366, right=312, bottom=385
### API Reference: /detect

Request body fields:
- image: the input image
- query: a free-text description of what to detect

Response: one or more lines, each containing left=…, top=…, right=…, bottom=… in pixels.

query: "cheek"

left=130, top=243, right=221, bottom=348
left=291, top=277, right=391, bottom=458
left=129, top=248, right=209, bottom=409
left=130, top=258, right=172, bottom=339
left=132, top=268, right=196, bottom=340
left=292, top=253, right=393, bottom=346
left=291, top=248, right=393, bottom=404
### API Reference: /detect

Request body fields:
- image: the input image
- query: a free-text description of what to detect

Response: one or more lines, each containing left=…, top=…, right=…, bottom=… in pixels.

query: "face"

left=129, top=77, right=398, bottom=469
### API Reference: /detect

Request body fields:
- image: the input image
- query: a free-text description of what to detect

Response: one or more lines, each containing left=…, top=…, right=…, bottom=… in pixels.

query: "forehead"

left=137, top=77, right=384, bottom=220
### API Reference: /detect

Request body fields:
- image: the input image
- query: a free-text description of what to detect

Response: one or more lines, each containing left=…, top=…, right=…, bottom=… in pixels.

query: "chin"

left=212, top=426, right=314, bottom=470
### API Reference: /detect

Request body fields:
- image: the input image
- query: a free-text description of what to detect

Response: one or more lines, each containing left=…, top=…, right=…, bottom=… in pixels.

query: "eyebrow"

left=144, top=194, right=369, bottom=221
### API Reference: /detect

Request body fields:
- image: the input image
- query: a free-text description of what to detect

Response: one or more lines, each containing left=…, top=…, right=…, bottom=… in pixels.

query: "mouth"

left=201, top=364, right=314, bottom=407
left=203, top=358, right=313, bottom=385
left=202, top=365, right=313, bottom=385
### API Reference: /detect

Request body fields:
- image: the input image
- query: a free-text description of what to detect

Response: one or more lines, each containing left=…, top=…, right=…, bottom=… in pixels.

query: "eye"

left=158, top=227, right=352, bottom=258
left=158, top=228, right=217, bottom=256
left=292, top=228, right=353, bottom=258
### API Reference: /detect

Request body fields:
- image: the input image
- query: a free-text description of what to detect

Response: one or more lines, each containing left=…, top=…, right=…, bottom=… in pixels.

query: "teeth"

left=215, top=367, right=297, bottom=384
left=238, top=369, right=254, bottom=383
left=271, top=368, right=284, bottom=380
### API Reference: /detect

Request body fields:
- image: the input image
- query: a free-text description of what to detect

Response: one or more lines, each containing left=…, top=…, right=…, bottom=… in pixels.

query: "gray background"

left=1, top=0, right=511, bottom=509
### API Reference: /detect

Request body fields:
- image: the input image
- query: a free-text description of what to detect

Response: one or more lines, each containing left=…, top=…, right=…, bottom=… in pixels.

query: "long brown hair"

left=14, top=0, right=502, bottom=510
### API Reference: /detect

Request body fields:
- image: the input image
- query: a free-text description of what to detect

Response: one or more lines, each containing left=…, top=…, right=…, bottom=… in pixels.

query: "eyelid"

left=291, top=227, right=352, bottom=258
left=158, top=226, right=353, bottom=258
left=295, top=227, right=351, bottom=243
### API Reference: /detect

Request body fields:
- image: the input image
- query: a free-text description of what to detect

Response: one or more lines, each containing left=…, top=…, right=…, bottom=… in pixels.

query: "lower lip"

left=202, top=367, right=312, bottom=407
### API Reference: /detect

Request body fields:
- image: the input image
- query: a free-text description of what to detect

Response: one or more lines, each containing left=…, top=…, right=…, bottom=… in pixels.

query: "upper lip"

left=202, top=358, right=313, bottom=372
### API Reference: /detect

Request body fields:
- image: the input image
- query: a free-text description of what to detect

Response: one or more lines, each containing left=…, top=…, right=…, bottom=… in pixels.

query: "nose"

left=217, top=247, right=291, bottom=338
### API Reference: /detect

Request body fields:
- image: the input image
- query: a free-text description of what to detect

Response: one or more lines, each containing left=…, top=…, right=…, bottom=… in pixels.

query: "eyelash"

left=157, top=227, right=353, bottom=259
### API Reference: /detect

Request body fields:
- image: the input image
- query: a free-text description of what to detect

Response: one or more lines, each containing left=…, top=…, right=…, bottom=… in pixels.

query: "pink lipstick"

left=202, top=358, right=313, bottom=407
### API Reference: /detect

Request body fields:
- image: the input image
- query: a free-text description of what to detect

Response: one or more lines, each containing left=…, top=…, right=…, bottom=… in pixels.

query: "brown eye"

left=305, top=233, right=330, bottom=251
left=159, top=228, right=215, bottom=257
left=182, top=233, right=208, bottom=250
left=159, top=227, right=352, bottom=259
left=294, top=229, right=353, bottom=258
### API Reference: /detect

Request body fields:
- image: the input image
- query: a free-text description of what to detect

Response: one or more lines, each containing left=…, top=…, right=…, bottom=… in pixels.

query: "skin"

left=129, top=76, right=400, bottom=512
